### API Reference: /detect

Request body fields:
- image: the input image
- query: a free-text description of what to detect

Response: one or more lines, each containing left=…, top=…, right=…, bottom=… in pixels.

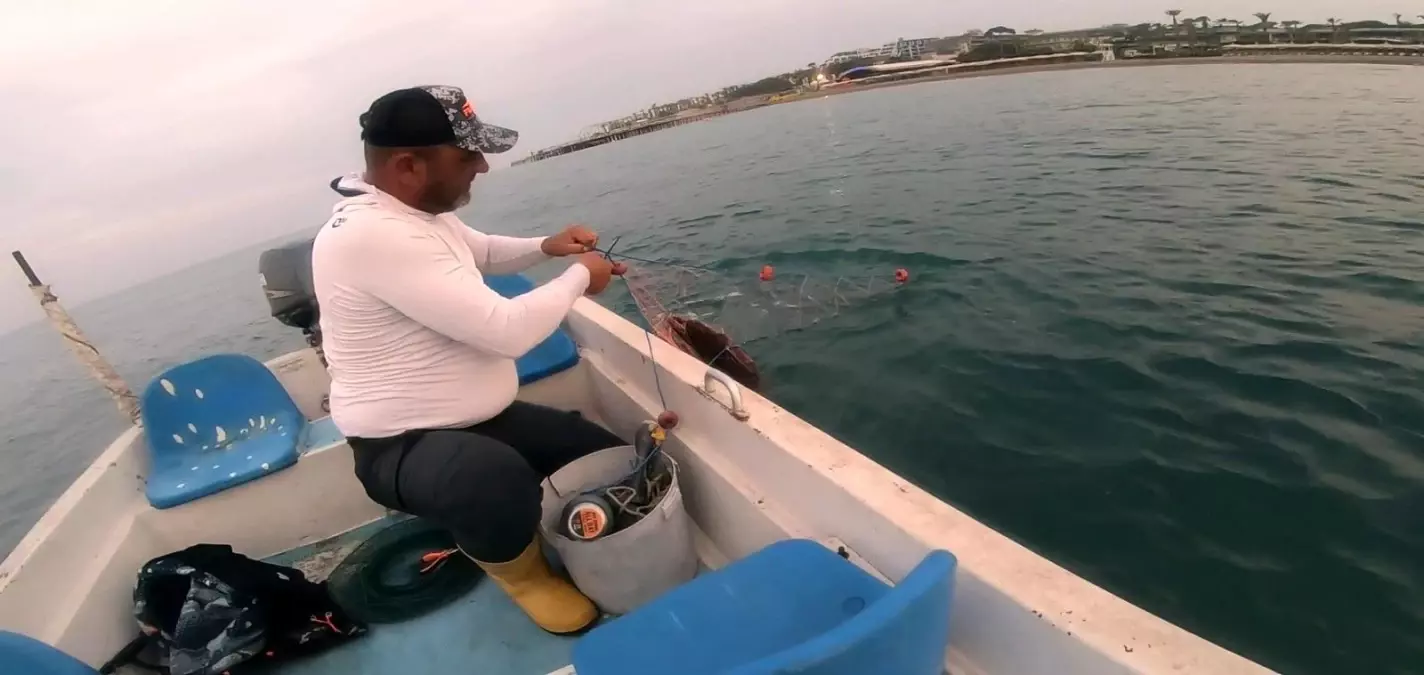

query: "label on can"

left=566, top=502, right=609, bottom=540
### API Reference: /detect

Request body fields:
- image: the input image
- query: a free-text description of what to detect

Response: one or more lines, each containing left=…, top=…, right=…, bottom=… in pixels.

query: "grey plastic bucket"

left=540, top=445, right=698, bottom=614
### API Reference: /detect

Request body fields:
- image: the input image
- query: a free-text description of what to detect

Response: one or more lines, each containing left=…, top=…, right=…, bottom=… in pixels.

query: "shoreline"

left=809, top=54, right=1424, bottom=101
left=730, top=55, right=1424, bottom=109
left=516, top=55, right=1423, bottom=165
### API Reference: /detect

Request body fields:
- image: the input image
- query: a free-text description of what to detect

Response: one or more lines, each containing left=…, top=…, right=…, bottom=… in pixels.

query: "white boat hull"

left=0, top=299, right=1272, bottom=674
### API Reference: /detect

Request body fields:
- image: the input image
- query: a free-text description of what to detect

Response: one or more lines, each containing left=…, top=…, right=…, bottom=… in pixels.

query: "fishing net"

left=324, top=518, right=484, bottom=624
left=609, top=254, right=909, bottom=391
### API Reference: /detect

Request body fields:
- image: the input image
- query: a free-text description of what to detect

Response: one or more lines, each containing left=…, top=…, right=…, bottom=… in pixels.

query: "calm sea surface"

left=2, top=64, right=1421, bottom=674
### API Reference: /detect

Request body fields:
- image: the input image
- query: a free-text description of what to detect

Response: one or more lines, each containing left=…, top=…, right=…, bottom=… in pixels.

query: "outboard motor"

left=259, top=238, right=323, bottom=365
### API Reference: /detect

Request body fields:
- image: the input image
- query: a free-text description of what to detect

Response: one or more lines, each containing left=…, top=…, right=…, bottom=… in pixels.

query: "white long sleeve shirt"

left=311, top=174, right=591, bottom=438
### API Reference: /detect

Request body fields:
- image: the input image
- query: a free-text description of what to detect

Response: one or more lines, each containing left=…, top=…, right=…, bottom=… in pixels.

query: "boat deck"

left=261, top=518, right=577, bottom=675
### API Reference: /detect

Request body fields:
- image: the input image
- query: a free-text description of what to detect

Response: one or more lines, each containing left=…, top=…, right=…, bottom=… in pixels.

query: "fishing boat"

left=0, top=252, right=1274, bottom=674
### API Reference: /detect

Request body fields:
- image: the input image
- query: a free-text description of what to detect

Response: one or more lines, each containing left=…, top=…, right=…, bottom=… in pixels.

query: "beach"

left=822, top=54, right=1422, bottom=94
left=731, top=54, right=1424, bottom=112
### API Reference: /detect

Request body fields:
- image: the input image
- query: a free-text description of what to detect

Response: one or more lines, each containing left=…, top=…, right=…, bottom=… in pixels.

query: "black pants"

left=349, top=402, right=624, bottom=563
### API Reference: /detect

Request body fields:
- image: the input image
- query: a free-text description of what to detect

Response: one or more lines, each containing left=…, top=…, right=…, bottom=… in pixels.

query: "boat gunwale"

left=0, top=425, right=143, bottom=593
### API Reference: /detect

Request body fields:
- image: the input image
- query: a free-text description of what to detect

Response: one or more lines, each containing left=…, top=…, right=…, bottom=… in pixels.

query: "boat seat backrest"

left=140, top=354, right=306, bottom=509
left=571, top=538, right=956, bottom=675
left=747, top=547, right=956, bottom=674
left=485, top=274, right=580, bottom=384
left=0, top=630, right=98, bottom=675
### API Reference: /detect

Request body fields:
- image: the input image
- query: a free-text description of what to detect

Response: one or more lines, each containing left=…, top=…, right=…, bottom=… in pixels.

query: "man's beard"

left=419, top=183, right=472, bottom=214
left=452, top=189, right=471, bottom=210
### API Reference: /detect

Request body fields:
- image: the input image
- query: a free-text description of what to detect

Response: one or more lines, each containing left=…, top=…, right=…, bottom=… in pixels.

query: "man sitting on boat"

left=311, top=85, right=624, bottom=635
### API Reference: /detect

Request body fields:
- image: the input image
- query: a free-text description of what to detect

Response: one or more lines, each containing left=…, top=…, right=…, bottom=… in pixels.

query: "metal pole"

left=12, top=250, right=141, bottom=424
left=12, top=251, right=40, bottom=286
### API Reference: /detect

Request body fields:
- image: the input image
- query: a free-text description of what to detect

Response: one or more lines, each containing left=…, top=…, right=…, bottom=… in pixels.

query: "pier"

left=512, top=109, right=735, bottom=166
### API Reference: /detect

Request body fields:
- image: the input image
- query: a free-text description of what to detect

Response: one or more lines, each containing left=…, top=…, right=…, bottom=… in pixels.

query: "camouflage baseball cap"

left=360, top=85, right=519, bottom=154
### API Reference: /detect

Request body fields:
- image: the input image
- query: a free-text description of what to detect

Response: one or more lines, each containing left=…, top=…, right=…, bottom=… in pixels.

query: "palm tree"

left=1254, top=12, right=1272, bottom=43
left=984, top=26, right=1017, bottom=59
left=1167, top=9, right=1182, bottom=27
left=1326, top=17, right=1341, bottom=43
left=1281, top=20, right=1300, bottom=43
left=1393, top=13, right=1404, bottom=25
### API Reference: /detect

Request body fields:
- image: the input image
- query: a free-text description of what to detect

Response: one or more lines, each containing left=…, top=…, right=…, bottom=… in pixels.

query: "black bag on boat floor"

left=108, top=543, right=366, bottom=675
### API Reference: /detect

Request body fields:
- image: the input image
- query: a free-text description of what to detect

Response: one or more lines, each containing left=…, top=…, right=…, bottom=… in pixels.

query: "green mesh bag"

left=325, top=518, right=484, bottom=624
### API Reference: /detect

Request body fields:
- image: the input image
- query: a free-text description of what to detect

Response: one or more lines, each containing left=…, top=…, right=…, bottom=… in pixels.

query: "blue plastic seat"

left=572, top=539, right=956, bottom=675
left=0, top=631, right=98, bottom=675
left=140, top=354, right=305, bottom=509
left=485, top=274, right=581, bottom=384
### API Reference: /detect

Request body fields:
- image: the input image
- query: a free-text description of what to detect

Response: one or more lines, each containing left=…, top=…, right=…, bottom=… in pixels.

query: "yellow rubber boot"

left=466, top=538, right=598, bottom=635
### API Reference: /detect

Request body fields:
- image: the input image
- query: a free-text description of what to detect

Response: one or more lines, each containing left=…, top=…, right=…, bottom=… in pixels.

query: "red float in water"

left=894, top=268, right=910, bottom=284
left=759, top=265, right=775, bottom=281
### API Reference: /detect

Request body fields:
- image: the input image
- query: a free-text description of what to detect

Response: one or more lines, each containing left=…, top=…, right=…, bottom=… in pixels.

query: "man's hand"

left=575, top=253, right=626, bottom=295
left=542, top=225, right=599, bottom=257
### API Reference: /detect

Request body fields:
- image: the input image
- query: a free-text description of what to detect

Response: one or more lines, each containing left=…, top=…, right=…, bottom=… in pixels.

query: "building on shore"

left=1019, top=27, right=1122, bottom=50
left=926, top=34, right=981, bottom=55
left=823, top=37, right=937, bottom=65
left=597, top=92, right=724, bottom=134
left=824, top=20, right=1424, bottom=70
left=939, top=20, right=1423, bottom=61
left=1111, top=20, right=1423, bottom=54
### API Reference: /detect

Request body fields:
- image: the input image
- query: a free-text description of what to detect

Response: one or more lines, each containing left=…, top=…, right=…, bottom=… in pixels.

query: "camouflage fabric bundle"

left=122, top=544, right=365, bottom=675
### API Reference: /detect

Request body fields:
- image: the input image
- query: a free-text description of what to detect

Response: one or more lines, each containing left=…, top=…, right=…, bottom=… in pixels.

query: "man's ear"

left=393, top=151, right=425, bottom=183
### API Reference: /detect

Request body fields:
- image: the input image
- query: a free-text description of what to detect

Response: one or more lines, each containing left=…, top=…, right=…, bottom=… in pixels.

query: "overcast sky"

left=0, top=0, right=1405, bottom=328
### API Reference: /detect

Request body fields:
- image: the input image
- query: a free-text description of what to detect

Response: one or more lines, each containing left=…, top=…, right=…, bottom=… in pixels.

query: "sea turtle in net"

left=666, top=315, right=761, bottom=392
